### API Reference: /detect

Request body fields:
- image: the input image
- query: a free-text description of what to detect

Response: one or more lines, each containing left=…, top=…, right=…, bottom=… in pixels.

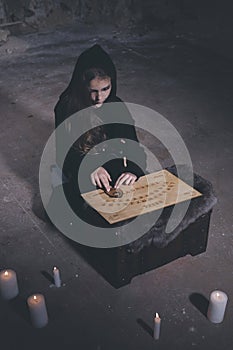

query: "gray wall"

left=0, top=0, right=232, bottom=41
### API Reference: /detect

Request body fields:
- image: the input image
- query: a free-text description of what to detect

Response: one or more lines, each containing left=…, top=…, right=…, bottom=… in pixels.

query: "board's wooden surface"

left=81, top=170, right=202, bottom=224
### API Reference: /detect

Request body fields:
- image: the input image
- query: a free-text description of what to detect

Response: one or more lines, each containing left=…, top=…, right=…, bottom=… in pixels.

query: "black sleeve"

left=96, top=101, right=147, bottom=180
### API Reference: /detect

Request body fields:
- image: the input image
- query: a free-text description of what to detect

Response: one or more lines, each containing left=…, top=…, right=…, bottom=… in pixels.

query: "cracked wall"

left=0, top=0, right=232, bottom=44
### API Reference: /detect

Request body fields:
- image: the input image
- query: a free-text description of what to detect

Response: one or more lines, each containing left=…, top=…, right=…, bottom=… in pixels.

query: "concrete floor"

left=0, top=23, right=233, bottom=349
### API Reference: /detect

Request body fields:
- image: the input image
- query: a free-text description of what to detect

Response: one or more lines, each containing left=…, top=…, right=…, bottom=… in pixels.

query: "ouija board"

left=81, top=170, right=202, bottom=224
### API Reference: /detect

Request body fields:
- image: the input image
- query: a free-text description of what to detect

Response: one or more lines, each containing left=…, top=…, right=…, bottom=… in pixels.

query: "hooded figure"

left=55, top=44, right=119, bottom=125
left=53, top=44, right=147, bottom=226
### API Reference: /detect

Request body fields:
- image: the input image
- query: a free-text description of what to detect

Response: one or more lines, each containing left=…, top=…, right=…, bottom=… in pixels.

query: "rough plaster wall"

left=0, top=0, right=232, bottom=41
left=0, top=0, right=210, bottom=27
left=0, top=0, right=70, bottom=27
left=0, top=0, right=146, bottom=30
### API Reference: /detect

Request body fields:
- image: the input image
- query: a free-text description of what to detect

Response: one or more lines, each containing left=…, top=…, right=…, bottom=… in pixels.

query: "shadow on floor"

left=189, top=292, right=209, bottom=318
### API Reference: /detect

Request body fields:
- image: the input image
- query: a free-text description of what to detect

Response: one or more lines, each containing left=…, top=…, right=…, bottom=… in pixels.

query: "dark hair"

left=55, top=45, right=117, bottom=154
left=62, top=65, right=112, bottom=118
left=55, top=45, right=117, bottom=124
left=83, top=67, right=110, bottom=86
left=73, top=67, right=110, bottom=154
left=80, top=67, right=111, bottom=108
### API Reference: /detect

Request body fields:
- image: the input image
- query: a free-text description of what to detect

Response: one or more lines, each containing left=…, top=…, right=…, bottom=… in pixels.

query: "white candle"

left=27, top=294, right=48, bottom=328
left=53, top=267, right=61, bottom=287
left=207, top=290, right=228, bottom=323
left=0, top=269, right=19, bottom=300
left=153, top=312, right=161, bottom=340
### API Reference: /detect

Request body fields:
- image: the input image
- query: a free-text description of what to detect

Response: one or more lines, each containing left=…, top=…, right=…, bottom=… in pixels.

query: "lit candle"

left=0, top=269, right=19, bottom=300
left=53, top=267, right=61, bottom=287
left=123, top=156, right=127, bottom=168
left=153, top=312, right=161, bottom=340
left=27, top=294, right=48, bottom=328
left=207, top=290, right=228, bottom=323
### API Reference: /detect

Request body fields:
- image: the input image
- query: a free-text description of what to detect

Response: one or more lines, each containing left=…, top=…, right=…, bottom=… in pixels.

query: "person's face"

left=89, top=77, right=112, bottom=108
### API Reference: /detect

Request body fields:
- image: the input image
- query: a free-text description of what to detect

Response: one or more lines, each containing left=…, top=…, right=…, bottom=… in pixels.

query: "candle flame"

left=216, top=292, right=220, bottom=298
left=53, top=267, right=57, bottom=271
left=155, top=312, right=159, bottom=318
left=4, top=271, right=9, bottom=276
left=33, top=295, right=37, bottom=300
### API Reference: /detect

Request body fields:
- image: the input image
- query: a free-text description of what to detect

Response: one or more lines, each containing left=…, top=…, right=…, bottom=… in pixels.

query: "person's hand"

left=90, top=167, right=112, bottom=192
left=114, top=172, right=137, bottom=189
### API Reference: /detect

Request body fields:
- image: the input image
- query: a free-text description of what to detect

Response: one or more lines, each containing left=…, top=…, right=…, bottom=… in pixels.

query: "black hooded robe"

left=53, top=44, right=147, bottom=227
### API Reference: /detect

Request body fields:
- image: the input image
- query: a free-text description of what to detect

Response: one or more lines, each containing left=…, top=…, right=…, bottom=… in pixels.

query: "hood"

left=69, top=44, right=117, bottom=98
left=55, top=44, right=119, bottom=125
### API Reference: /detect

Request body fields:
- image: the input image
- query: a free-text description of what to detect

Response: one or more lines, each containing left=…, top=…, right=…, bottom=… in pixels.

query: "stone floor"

left=0, top=23, right=233, bottom=350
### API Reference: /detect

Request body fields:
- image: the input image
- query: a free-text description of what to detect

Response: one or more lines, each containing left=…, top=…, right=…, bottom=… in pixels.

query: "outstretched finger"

left=101, top=176, right=111, bottom=192
left=106, top=171, right=112, bottom=182
left=94, top=174, right=102, bottom=188
left=130, top=177, right=136, bottom=185
left=114, top=173, right=125, bottom=188
left=125, top=176, right=133, bottom=185
left=115, top=174, right=130, bottom=188
left=90, top=173, right=96, bottom=186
